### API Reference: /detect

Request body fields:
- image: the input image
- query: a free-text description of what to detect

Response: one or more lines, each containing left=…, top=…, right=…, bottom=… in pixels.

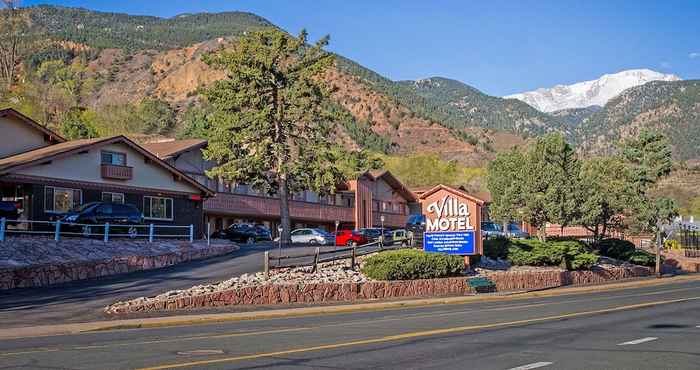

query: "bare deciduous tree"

left=0, top=0, right=30, bottom=89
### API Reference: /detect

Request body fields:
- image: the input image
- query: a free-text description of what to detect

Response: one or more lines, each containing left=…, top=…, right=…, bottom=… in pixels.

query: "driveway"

left=0, top=242, right=340, bottom=329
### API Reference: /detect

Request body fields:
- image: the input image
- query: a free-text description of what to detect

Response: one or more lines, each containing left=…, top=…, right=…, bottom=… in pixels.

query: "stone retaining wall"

left=0, top=243, right=237, bottom=290
left=107, top=266, right=651, bottom=315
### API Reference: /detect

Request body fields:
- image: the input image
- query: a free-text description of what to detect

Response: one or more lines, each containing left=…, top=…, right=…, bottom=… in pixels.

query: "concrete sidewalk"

left=2, top=274, right=698, bottom=340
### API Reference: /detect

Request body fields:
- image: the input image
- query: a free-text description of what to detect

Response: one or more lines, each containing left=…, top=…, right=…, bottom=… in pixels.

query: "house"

left=143, top=139, right=419, bottom=236
left=0, top=109, right=212, bottom=237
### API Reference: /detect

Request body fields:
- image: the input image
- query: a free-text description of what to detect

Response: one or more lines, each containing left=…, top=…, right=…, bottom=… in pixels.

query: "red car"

left=335, top=229, right=370, bottom=247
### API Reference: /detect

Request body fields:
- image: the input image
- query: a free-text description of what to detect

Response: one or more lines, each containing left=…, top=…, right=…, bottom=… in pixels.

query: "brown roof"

left=0, top=108, right=66, bottom=143
left=142, top=139, right=207, bottom=159
left=362, top=170, right=418, bottom=202
left=417, top=184, right=486, bottom=205
left=0, top=135, right=213, bottom=196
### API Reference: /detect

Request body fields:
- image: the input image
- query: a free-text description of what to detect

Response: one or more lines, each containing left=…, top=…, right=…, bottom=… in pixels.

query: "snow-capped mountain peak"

left=504, top=69, right=681, bottom=112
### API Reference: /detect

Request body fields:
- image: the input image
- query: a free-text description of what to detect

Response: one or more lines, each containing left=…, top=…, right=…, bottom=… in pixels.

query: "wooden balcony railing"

left=101, top=164, right=133, bottom=180
left=373, top=211, right=409, bottom=228
left=204, top=192, right=354, bottom=223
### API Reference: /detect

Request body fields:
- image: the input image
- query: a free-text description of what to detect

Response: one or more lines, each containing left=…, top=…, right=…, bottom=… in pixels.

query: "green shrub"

left=483, top=237, right=510, bottom=259
left=595, top=238, right=636, bottom=260
left=627, top=250, right=657, bottom=267
left=570, top=252, right=599, bottom=270
left=507, top=239, right=592, bottom=269
left=361, top=249, right=464, bottom=281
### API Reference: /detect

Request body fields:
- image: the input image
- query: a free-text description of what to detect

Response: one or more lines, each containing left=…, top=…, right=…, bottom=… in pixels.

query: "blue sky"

left=22, top=0, right=700, bottom=96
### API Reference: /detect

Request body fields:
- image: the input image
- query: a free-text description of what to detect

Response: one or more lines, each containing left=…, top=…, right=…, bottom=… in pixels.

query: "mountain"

left=550, top=106, right=602, bottom=126
left=397, top=77, right=569, bottom=137
left=9, top=5, right=495, bottom=164
left=576, top=80, right=700, bottom=160
left=506, top=69, right=681, bottom=112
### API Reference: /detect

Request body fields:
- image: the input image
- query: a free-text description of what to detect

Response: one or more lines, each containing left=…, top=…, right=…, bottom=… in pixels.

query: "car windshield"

left=482, top=223, right=502, bottom=231
left=73, top=202, right=100, bottom=213
left=313, top=229, right=332, bottom=237
left=508, top=224, right=522, bottom=232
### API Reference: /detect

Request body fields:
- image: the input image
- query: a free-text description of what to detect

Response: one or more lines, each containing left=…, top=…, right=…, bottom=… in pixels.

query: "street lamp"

left=334, top=220, right=340, bottom=247
left=380, top=215, right=385, bottom=247
left=277, top=225, right=284, bottom=264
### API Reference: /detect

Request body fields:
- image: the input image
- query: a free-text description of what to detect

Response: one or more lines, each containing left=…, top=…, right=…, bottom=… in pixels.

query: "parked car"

left=335, top=229, right=370, bottom=247
left=481, top=221, right=506, bottom=239
left=0, top=200, right=21, bottom=222
left=288, top=228, right=335, bottom=245
left=405, top=214, right=426, bottom=234
left=506, top=223, right=530, bottom=239
left=356, top=228, right=384, bottom=242
left=213, top=223, right=271, bottom=244
left=61, top=202, right=143, bottom=235
left=389, top=229, right=409, bottom=246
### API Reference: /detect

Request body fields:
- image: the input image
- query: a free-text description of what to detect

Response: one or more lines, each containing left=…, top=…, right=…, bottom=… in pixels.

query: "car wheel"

left=246, top=237, right=255, bottom=245
left=309, top=239, right=318, bottom=245
left=346, top=240, right=356, bottom=247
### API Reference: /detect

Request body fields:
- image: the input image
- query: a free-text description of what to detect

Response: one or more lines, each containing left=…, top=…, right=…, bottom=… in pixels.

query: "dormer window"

left=101, top=151, right=126, bottom=166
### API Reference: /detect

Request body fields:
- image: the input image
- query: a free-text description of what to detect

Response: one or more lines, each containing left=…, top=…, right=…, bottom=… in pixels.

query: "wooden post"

left=264, top=251, right=270, bottom=279
left=351, top=244, right=357, bottom=271
left=148, top=224, right=154, bottom=243
left=54, top=220, right=61, bottom=242
left=464, top=255, right=471, bottom=271
left=0, top=217, right=5, bottom=242
left=655, top=230, right=662, bottom=278
left=103, top=222, right=110, bottom=243
left=312, top=247, right=320, bottom=273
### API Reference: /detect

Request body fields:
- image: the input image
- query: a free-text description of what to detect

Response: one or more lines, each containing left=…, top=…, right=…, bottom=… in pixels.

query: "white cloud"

left=690, top=52, right=700, bottom=59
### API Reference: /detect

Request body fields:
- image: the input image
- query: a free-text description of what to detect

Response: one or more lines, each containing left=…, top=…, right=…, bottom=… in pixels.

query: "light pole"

left=334, top=220, right=340, bottom=247
left=380, top=214, right=385, bottom=247
left=277, top=225, right=283, bottom=266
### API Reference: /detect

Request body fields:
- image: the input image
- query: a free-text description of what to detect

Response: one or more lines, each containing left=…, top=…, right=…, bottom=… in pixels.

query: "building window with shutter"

left=45, top=186, right=82, bottom=213
left=102, top=192, right=125, bottom=204
left=143, top=196, right=174, bottom=221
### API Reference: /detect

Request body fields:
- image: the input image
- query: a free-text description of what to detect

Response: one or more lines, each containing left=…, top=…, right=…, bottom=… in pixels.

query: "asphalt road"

left=0, top=242, right=342, bottom=328
left=1, top=278, right=700, bottom=369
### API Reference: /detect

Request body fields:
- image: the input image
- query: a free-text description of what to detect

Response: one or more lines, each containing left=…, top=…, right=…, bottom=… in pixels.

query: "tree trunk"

left=277, top=175, right=292, bottom=246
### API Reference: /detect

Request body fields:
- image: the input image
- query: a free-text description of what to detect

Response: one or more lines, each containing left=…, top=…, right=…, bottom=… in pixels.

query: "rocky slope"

left=506, top=69, right=680, bottom=112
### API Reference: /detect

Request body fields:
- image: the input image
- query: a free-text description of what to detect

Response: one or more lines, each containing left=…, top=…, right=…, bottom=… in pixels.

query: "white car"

left=290, top=228, right=335, bottom=245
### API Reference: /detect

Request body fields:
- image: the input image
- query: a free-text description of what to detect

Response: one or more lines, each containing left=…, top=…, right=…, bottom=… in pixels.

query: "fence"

left=263, top=239, right=413, bottom=277
left=0, top=218, right=194, bottom=243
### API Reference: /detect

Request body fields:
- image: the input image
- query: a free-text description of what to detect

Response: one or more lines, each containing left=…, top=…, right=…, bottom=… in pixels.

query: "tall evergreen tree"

left=201, top=28, right=345, bottom=244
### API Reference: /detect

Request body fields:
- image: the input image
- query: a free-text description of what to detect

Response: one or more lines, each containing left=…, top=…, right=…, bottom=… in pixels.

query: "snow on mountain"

left=504, top=69, right=681, bottom=112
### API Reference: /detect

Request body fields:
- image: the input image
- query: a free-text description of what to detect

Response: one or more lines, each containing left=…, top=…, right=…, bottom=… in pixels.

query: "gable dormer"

left=0, top=108, right=65, bottom=159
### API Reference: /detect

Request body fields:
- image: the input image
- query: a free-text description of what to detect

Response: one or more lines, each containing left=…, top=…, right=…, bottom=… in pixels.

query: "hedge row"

left=484, top=238, right=599, bottom=270
left=361, top=249, right=464, bottom=281
left=594, top=238, right=657, bottom=267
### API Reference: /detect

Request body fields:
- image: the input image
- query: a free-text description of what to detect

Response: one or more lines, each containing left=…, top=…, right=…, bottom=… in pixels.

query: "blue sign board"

left=423, top=231, right=475, bottom=255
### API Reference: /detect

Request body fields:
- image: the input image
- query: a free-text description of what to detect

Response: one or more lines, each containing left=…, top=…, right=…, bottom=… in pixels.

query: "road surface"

left=0, top=242, right=342, bottom=328
left=1, top=278, right=699, bottom=369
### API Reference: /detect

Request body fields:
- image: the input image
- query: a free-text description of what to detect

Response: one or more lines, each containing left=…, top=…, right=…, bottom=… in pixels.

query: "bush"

left=595, top=238, right=636, bottom=260
left=483, top=237, right=509, bottom=259
left=361, top=249, right=464, bottom=281
left=571, top=252, right=600, bottom=270
left=627, top=250, right=657, bottom=267
left=506, top=239, right=594, bottom=269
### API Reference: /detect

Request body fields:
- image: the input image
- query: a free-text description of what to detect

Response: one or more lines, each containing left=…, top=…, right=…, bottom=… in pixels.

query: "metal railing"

left=263, top=238, right=413, bottom=277
left=0, top=218, right=194, bottom=243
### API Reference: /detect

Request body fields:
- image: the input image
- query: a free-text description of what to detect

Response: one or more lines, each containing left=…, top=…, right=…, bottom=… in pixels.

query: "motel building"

left=143, top=140, right=420, bottom=236
left=0, top=109, right=212, bottom=237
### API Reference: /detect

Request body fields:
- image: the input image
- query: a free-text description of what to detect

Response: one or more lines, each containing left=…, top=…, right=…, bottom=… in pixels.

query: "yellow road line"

left=137, top=295, right=700, bottom=370
left=3, top=285, right=699, bottom=357
left=72, top=327, right=311, bottom=350
left=0, top=348, right=59, bottom=357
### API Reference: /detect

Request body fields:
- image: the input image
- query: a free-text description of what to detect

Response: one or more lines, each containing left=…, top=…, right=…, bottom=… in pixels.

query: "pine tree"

left=201, top=28, right=344, bottom=244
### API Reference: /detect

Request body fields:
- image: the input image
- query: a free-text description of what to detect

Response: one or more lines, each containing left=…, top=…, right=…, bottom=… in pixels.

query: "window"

left=143, top=196, right=173, bottom=220
left=101, top=151, right=126, bottom=166
left=101, top=192, right=125, bottom=203
left=45, top=187, right=82, bottom=213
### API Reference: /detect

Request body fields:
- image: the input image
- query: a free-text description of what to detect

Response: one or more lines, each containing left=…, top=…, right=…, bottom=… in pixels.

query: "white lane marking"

left=508, top=362, right=553, bottom=370
left=696, top=325, right=700, bottom=328
left=617, top=337, right=658, bottom=346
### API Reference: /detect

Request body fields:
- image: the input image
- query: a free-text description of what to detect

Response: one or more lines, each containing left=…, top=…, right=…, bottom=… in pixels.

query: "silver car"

left=290, top=228, right=335, bottom=245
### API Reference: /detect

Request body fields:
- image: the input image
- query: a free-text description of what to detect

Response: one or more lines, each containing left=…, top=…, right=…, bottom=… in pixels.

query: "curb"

left=1, top=273, right=698, bottom=340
